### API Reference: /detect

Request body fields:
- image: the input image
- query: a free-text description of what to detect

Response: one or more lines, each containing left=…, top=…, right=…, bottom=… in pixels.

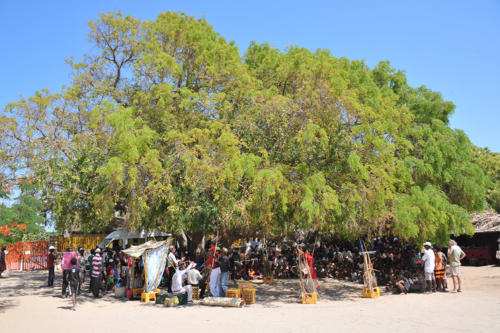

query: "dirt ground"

left=1, top=265, right=499, bottom=333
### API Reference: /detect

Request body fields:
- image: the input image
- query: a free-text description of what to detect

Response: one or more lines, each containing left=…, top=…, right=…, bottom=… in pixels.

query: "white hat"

left=423, top=242, right=432, bottom=247
left=95, top=248, right=101, bottom=253
left=49, top=245, right=55, bottom=250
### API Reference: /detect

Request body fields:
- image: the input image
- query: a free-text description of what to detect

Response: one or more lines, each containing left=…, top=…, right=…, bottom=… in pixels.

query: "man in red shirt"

left=47, top=245, right=56, bottom=286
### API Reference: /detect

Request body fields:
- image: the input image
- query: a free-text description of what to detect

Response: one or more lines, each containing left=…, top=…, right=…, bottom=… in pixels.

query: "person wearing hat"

left=172, top=261, right=197, bottom=302
left=421, top=242, right=436, bottom=292
left=47, top=246, right=56, bottom=286
left=90, top=248, right=103, bottom=297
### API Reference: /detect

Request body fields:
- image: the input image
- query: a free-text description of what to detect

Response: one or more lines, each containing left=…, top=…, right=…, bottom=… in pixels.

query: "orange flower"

left=21, top=224, right=27, bottom=231
left=2, top=228, right=10, bottom=236
left=10, top=222, right=17, bottom=228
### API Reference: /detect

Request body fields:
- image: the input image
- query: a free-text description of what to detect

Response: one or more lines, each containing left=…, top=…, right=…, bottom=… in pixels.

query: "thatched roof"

left=471, top=211, right=500, bottom=233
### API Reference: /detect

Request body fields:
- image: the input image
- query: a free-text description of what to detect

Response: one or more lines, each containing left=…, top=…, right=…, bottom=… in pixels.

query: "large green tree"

left=0, top=11, right=494, bottom=247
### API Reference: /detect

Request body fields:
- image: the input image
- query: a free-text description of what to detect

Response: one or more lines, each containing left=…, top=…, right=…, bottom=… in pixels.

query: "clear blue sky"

left=1, top=0, right=499, bottom=151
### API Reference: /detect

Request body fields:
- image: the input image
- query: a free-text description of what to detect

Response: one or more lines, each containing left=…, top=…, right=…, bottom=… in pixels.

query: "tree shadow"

left=2, top=271, right=365, bottom=310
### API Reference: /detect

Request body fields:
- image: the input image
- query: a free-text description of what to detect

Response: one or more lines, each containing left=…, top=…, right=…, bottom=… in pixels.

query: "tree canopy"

left=0, top=11, right=495, bottom=246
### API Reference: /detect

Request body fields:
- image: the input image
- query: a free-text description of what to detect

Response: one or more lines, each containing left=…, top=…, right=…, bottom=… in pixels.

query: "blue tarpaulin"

left=144, top=244, right=169, bottom=293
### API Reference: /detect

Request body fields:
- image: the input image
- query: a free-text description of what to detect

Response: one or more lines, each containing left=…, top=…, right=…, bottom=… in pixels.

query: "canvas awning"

left=122, top=240, right=168, bottom=257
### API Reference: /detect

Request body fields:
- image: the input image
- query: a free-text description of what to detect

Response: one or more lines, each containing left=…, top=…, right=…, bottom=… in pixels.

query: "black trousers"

left=91, top=276, right=101, bottom=297
left=167, top=267, right=176, bottom=292
left=62, top=269, right=69, bottom=295
left=48, top=267, right=55, bottom=286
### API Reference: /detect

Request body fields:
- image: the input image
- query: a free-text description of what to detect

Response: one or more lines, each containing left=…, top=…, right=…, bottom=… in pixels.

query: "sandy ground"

left=1, top=266, right=499, bottom=333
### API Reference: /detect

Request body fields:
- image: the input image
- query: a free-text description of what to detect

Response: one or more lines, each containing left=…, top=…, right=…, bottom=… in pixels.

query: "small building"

left=456, top=211, right=500, bottom=265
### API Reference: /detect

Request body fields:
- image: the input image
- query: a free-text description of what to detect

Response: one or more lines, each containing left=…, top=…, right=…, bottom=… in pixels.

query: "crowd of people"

left=44, top=237, right=466, bottom=310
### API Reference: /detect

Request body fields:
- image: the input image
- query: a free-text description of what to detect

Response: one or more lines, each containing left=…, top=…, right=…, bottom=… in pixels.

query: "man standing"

left=207, top=247, right=221, bottom=297
left=47, top=246, right=56, bottom=286
left=167, top=245, right=179, bottom=293
left=448, top=240, right=466, bottom=292
left=421, top=242, right=436, bottom=292
left=91, top=248, right=103, bottom=298
left=218, top=248, right=230, bottom=297
left=61, top=248, right=79, bottom=297
left=0, top=246, right=6, bottom=278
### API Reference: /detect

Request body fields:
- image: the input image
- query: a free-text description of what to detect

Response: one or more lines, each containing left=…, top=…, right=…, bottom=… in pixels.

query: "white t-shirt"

left=171, top=263, right=195, bottom=293
left=421, top=248, right=435, bottom=273
left=167, top=252, right=178, bottom=269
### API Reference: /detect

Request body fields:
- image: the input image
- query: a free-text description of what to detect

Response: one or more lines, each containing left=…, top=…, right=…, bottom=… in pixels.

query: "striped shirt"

left=91, top=254, right=102, bottom=277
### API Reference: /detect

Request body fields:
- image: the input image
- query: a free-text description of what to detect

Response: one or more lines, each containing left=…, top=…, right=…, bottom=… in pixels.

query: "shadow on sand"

left=0, top=271, right=365, bottom=311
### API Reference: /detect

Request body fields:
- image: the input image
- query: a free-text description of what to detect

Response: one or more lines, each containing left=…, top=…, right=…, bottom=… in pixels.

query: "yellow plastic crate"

left=302, top=292, right=317, bottom=304
left=225, top=288, right=241, bottom=298
left=164, top=296, right=179, bottom=307
left=362, top=287, right=380, bottom=298
left=238, top=282, right=253, bottom=290
left=141, top=292, right=157, bottom=302
left=241, top=288, right=256, bottom=304
left=132, top=288, right=144, bottom=298
left=263, top=276, right=274, bottom=284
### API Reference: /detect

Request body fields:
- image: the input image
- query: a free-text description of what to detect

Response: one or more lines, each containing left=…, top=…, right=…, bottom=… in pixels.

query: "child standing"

left=67, top=257, right=81, bottom=311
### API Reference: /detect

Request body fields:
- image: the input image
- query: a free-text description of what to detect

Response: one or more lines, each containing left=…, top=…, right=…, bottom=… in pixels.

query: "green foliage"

left=0, top=180, right=47, bottom=244
left=473, top=147, right=500, bottom=213
left=0, top=11, right=496, bottom=245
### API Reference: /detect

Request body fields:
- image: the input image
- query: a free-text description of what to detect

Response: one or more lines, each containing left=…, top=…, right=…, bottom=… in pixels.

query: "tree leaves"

left=0, top=11, right=495, bottom=245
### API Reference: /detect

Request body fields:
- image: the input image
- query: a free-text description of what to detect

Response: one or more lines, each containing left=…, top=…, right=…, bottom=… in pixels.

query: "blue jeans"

left=219, top=271, right=229, bottom=297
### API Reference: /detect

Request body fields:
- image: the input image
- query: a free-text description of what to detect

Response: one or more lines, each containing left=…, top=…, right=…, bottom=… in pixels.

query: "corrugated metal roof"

left=471, top=211, right=500, bottom=233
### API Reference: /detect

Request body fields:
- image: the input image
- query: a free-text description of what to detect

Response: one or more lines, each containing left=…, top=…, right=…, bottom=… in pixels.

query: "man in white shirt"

left=421, top=242, right=436, bottom=292
left=187, top=266, right=206, bottom=299
left=171, top=261, right=196, bottom=302
left=167, top=245, right=179, bottom=292
left=447, top=240, right=466, bottom=292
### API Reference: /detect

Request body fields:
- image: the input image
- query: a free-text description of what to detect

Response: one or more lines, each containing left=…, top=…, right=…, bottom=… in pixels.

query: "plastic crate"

left=241, top=288, right=256, bottom=304
left=164, top=296, right=179, bottom=307
left=173, top=291, right=188, bottom=305
left=132, top=288, right=144, bottom=298
left=192, top=286, right=200, bottom=300
left=238, top=282, right=253, bottom=290
left=362, top=287, right=380, bottom=298
left=141, top=292, right=156, bottom=303
left=302, top=292, right=317, bottom=304
left=156, top=293, right=169, bottom=305
left=263, top=276, right=274, bottom=284
left=225, top=288, right=241, bottom=298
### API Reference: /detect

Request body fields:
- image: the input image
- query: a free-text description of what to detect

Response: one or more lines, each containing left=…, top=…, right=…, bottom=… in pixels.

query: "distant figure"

left=433, top=246, right=446, bottom=292
left=61, top=248, right=79, bottom=297
left=172, top=261, right=196, bottom=302
left=91, top=248, right=103, bottom=297
left=218, top=248, right=230, bottom=297
left=47, top=245, right=56, bottom=286
left=187, top=265, right=205, bottom=299
left=421, top=242, right=436, bottom=292
left=207, top=247, right=221, bottom=297
left=447, top=240, right=466, bottom=292
left=167, top=245, right=179, bottom=293
left=0, top=246, right=6, bottom=278
left=67, top=257, right=80, bottom=311
left=78, top=248, right=86, bottom=289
